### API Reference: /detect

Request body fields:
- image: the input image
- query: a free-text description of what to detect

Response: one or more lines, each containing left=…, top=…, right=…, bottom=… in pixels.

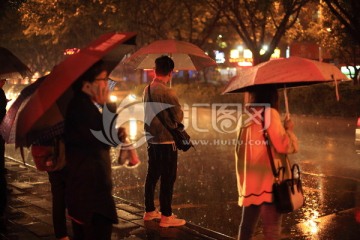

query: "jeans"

left=238, top=203, right=282, bottom=240
left=48, top=167, right=68, bottom=239
left=144, top=143, right=177, bottom=216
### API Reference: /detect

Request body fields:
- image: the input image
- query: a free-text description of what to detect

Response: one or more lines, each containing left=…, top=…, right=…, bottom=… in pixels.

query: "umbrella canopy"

left=15, top=32, right=137, bottom=147
left=124, top=39, right=216, bottom=71
left=0, top=47, right=31, bottom=79
left=222, top=56, right=348, bottom=94
left=0, top=76, right=46, bottom=144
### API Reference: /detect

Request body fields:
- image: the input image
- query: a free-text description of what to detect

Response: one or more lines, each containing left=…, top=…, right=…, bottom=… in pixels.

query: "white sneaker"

left=159, top=215, right=186, bottom=228
left=143, top=210, right=161, bottom=221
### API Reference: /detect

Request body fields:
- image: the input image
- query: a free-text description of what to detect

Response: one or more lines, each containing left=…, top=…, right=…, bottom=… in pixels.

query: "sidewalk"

left=1, top=157, right=234, bottom=240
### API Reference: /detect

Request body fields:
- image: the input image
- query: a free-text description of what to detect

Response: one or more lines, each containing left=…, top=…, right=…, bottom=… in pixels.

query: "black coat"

left=64, top=91, right=118, bottom=224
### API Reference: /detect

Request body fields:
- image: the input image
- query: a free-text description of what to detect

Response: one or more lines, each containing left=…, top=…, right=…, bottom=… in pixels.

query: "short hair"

left=155, top=55, right=174, bottom=76
left=72, top=60, right=106, bottom=92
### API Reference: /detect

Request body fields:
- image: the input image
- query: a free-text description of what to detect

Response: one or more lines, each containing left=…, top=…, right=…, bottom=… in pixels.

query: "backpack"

left=31, top=136, right=66, bottom=172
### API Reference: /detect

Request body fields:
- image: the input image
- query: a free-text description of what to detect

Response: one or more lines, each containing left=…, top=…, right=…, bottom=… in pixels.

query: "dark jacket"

left=143, top=79, right=183, bottom=143
left=0, top=89, right=7, bottom=123
left=64, top=91, right=118, bottom=224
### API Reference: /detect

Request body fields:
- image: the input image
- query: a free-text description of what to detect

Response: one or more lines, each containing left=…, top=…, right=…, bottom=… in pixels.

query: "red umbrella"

left=124, top=39, right=216, bottom=71
left=222, top=57, right=349, bottom=115
left=15, top=32, right=137, bottom=147
left=0, top=47, right=31, bottom=79
left=222, top=57, right=348, bottom=93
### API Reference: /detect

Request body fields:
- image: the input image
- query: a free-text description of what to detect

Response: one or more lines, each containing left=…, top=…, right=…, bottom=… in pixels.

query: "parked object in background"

left=117, top=127, right=141, bottom=168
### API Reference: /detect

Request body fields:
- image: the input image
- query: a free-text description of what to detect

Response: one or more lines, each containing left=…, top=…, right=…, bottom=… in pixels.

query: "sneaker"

left=143, top=210, right=161, bottom=221
left=126, top=160, right=141, bottom=169
left=159, top=215, right=186, bottom=228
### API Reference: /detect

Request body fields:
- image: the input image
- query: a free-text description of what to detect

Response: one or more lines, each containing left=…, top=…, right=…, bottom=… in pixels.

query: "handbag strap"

left=261, top=108, right=281, bottom=178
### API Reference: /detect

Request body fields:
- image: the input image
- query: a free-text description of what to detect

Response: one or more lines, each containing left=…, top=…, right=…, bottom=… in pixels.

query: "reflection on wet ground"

left=6, top=113, right=360, bottom=239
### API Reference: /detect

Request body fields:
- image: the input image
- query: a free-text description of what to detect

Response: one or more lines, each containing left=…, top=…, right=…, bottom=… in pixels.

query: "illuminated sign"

left=214, top=50, right=225, bottom=63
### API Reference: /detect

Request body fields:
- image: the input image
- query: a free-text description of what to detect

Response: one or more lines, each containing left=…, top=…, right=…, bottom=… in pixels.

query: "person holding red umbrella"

left=64, top=60, right=118, bottom=239
left=235, top=87, right=299, bottom=240
left=142, top=56, right=186, bottom=227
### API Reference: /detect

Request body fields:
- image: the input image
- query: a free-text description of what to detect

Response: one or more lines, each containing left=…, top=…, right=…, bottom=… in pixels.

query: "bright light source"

left=237, top=45, right=244, bottom=52
left=127, top=94, right=137, bottom=101
left=109, top=95, right=118, bottom=102
left=260, top=45, right=268, bottom=55
left=271, top=48, right=281, bottom=58
left=129, top=118, right=137, bottom=140
left=237, top=61, right=253, bottom=67
left=243, top=49, right=253, bottom=59
left=230, top=49, right=240, bottom=59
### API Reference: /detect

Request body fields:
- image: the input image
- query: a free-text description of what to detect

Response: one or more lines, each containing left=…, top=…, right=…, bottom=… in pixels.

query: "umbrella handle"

left=284, top=87, right=290, bottom=119
left=333, top=75, right=340, bottom=101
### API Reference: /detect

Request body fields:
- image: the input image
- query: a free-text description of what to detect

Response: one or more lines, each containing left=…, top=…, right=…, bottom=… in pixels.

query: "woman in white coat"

left=235, top=87, right=299, bottom=240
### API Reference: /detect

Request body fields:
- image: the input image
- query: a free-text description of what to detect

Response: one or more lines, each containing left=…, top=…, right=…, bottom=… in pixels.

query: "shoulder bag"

left=147, top=84, right=193, bottom=152
left=262, top=111, right=304, bottom=213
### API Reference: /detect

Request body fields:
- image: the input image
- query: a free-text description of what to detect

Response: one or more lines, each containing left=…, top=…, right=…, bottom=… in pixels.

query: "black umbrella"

left=0, top=76, right=46, bottom=143
left=0, top=47, right=31, bottom=79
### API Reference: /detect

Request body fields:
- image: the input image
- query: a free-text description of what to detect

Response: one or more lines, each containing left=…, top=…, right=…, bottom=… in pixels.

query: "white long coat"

left=235, top=107, right=298, bottom=206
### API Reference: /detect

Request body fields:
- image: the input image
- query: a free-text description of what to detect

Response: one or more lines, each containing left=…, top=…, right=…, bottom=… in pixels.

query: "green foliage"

left=284, top=82, right=360, bottom=117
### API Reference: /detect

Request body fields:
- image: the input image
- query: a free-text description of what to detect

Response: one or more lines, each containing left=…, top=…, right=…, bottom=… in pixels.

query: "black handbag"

left=262, top=111, right=304, bottom=213
left=271, top=164, right=304, bottom=213
left=147, top=84, right=194, bottom=152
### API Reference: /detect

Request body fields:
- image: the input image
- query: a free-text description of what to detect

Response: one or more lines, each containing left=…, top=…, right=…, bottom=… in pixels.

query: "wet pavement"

left=2, top=112, right=360, bottom=239
left=1, top=157, right=233, bottom=240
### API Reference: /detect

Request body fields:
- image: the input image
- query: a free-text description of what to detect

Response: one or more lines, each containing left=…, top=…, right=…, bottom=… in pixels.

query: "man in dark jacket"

left=142, top=56, right=186, bottom=227
left=64, top=61, right=118, bottom=239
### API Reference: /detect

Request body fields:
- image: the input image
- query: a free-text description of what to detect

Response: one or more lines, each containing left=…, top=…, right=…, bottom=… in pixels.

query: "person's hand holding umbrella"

left=284, top=115, right=294, bottom=131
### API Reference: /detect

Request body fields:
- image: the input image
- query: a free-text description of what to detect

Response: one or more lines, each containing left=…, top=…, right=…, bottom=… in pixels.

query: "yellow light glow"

left=237, top=61, right=253, bottom=67
left=230, top=49, right=240, bottom=59
left=243, top=49, right=253, bottom=59
left=271, top=49, right=281, bottom=58
left=109, top=95, right=118, bottom=102
left=129, top=118, right=137, bottom=140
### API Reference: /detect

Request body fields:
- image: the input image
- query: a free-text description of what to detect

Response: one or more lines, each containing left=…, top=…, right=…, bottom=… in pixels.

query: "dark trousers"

left=71, top=213, right=113, bottom=240
left=144, top=143, right=177, bottom=216
left=48, top=168, right=68, bottom=238
left=238, top=203, right=282, bottom=240
left=0, top=137, right=6, bottom=217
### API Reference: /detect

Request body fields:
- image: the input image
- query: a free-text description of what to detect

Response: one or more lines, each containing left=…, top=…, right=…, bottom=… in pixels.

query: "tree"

left=322, top=0, right=360, bottom=46
left=321, top=0, right=360, bottom=82
left=207, top=0, right=310, bottom=65
left=13, top=0, right=131, bottom=73
left=16, top=0, right=222, bottom=76
left=117, top=0, right=222, bottom=49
